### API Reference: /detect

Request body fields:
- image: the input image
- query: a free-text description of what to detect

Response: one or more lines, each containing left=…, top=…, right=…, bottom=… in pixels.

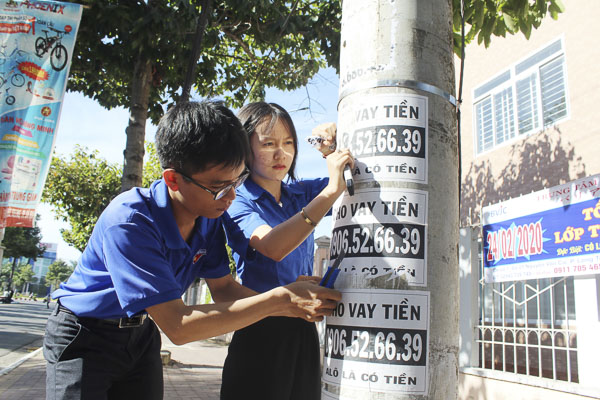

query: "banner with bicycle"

left=0, top=0, right=81, bottom=227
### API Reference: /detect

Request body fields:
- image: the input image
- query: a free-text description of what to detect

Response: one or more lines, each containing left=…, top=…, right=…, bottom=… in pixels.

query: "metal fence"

left=475, top=241, right=579, bottom=382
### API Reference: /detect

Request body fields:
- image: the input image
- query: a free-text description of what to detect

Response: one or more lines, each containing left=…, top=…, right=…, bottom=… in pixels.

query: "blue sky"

left=38, top=67, right=341, bottom=262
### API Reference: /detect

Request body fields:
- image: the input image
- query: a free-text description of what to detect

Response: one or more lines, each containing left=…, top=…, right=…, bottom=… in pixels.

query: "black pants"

left=220, top=317, right=321, bottom=400
left=43, top=304, right=163, bottom=400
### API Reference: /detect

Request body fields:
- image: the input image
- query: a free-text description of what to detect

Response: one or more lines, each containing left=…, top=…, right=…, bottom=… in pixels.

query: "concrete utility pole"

left=322, top=1, right=458, bottom=399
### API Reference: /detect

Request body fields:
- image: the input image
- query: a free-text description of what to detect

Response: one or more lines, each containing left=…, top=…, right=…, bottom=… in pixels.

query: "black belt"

left=58, top=304, right=148, bottom=328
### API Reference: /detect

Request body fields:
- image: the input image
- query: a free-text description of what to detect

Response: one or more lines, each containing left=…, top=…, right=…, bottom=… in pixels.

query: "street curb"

left=0, top=347, right=42, bottom=376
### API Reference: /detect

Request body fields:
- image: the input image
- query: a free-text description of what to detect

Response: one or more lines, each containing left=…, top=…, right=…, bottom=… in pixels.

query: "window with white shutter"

left=472, top=38, right=569, bottom=156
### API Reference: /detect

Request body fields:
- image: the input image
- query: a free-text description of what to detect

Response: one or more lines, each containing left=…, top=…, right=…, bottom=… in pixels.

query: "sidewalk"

left=0, top=333, right=229, bottom=399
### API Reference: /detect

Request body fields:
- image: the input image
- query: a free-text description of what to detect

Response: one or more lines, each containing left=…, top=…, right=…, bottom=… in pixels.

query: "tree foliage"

left=141, top=142, right=164, bottom=188
left=1, top=261, right=12, bottom=288
left=69, top=0, right=340, bottom=119
left=13, top=264, right=34, bottom=290
left=2, top=223, right=45, bottom=289
left=42, top=144, right=163, bottom=251
left=41, top=146, right=121, bottom=252
left=453, top=0, right=565, bottom=52
left=45, top=260, right=74, bottom=289
left=2, top=224, right=45, bottom=261
left=64, top=0, right=342, bottom=190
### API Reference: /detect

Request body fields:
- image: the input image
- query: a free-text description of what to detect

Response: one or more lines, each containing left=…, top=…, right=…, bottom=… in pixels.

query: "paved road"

left=0, top=300, right=53, bottom=368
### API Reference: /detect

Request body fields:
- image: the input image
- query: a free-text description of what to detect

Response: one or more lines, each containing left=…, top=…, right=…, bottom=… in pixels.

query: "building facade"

left=458, top=2, right=600, bottom=399
left=32, top=242, right=57, bottom=283
left=313, top=235, right=331, bottom=279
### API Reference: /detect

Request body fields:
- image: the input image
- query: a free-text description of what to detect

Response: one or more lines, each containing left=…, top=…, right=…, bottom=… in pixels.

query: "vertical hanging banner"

left=337, top=93, right=428, bottom=184
left=322, top=289, right=430, bottom=397
left=0, top=0, right=82, bottom=227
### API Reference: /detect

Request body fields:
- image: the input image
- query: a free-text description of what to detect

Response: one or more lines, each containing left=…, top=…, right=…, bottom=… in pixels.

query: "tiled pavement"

left=0, top=334, right=229, bottom=400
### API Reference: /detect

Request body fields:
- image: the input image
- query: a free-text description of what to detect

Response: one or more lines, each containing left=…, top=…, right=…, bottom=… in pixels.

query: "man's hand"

left=295, top=275, right=321, bottom=283
left=274, top=280, right=342, bottom=322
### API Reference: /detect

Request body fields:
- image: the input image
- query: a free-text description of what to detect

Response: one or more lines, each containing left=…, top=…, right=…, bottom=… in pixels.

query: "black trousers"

left=43, top=304, right=163, bottom=400
left=220, top=317, right=321, bottom=400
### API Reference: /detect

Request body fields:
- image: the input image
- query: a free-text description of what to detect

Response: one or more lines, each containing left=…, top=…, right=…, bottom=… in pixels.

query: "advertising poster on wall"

left=330, top=188, right=428, bottom=286
left=336, top=93, right=428, bottom=184
left=482, top=174, right=600, bottom=283
left=322, top=289, right=430, bottom=398
left=0, top=0, right=82, bottom=227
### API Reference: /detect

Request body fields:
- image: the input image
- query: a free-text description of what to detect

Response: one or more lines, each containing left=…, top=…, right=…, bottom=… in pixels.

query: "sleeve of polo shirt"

left=221, top=212, right=255, bottom=261
left=226, top=196, right=269, bottom=245
left=300, top=178, right=333, bottom=217
left=102, top=217, right=181, bottom=316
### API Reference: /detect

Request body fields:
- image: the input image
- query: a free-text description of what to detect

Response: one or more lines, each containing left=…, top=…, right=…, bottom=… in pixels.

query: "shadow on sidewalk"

left=1, top=348, right=225, bottom=400
left=166, top=360, right=224, bottom=370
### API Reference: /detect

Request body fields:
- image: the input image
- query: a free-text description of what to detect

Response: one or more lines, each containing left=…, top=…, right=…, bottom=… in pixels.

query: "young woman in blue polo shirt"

left=221, top=102, right=353, bottom=400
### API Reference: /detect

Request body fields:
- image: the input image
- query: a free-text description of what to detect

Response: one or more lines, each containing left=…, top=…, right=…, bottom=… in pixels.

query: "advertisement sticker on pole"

left=322, top=289, right=430, bottom=397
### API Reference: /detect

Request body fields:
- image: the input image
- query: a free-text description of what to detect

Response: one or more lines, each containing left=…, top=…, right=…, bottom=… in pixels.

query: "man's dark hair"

left=155, top=101, right=250, bottom=174
left=237, top=102, right=299, bottom=182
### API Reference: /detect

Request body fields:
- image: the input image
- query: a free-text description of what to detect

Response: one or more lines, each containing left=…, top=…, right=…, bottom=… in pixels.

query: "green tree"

left=453, top=0, right=565, bottom=52
left=0, top=261, right=12, bottom=289
left=141, top=142, right=164, bottom=188
left=67, top=0, right=341, bottom=191
left=41, top=146, right=121, bottom=252
left=45, top=260, right=74, bottom=289
left=42, top=144, right=163, bottom=251
left=13, top=264, right=34, bottom=292
left=2, top=223, right=45, bottom=290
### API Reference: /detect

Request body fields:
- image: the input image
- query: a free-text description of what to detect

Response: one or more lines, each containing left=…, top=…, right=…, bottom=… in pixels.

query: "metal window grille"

left=475, top=96, right=494, bottom=153
left=516, top=73, right=540, bottom=135
left=475, top=240, right=579, bottom=382
left=493, top=87, right=516, bottom=145
left=540, top=56, right=568, bottom=126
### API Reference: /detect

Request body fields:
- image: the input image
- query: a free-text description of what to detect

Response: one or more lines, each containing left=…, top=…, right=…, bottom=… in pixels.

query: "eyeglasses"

left=177, top=168, right=250, bottom=200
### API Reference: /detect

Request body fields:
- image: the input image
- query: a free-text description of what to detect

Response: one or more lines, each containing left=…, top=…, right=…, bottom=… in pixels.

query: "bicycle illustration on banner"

left=0, top=40, right=27, bottom=102
left=0, top=24, right=71, bottom=110
left=0, top=41, right=28, bottom=65
left=3, top=87, right=15, bottom=106
left=34, top=26, right=71, bottom=71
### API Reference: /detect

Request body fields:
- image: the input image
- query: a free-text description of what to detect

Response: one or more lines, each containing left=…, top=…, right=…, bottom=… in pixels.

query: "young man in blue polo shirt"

left=43, top=101, right=341, bottom=400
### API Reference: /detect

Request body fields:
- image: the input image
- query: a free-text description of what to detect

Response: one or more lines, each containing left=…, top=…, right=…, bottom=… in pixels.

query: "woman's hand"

left=325, top=149, right=354, bottom=197
left=311, top=122, right=337, bottom=157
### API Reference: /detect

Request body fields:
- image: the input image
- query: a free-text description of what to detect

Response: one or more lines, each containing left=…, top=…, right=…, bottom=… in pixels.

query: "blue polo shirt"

left=225, top=177, right=329, bottom=293
left=53, top=179, right=231, bottom=319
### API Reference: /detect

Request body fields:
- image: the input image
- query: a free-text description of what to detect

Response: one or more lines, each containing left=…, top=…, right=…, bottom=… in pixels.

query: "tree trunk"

left=181, top=0, right=211, bottom=103
left=323, top=1, right=458, bottom=399
left=121, top=56, right=152, bottom=192
left=8, top=257, right=18, bottom=290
